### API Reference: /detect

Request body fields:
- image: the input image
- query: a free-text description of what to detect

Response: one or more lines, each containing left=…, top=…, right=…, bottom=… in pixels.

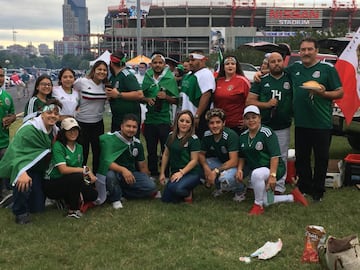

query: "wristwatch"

left=214, top=168, right=220, bottom=176
left=270, top=172, right=277, bottom=178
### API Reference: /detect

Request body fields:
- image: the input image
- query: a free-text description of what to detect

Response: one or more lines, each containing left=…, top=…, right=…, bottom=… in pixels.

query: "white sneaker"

left=112, top=200, right=123, bottom=209
left=212, top=189, right=223, bottom=198
left=233, top=192, right=246, bottom=203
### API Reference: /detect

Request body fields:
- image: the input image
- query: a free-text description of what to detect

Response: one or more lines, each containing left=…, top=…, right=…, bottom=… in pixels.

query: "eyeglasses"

left=39, top=82, right=52, bottom=87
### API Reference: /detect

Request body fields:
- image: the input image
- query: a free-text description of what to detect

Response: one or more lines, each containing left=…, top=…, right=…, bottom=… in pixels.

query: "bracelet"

left=117, top=92, right=122, bottom=98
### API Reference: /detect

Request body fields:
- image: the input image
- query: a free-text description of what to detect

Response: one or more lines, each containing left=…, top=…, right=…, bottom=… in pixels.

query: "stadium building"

left=94, top=0, right=360, bottom=60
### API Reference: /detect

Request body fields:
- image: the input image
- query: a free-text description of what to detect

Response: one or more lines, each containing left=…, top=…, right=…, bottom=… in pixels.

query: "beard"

left=110, top=66, right=116, bottom=76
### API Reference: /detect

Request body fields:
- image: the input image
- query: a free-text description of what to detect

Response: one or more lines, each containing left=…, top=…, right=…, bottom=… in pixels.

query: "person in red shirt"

left=214, top=55, right=251, bottom=135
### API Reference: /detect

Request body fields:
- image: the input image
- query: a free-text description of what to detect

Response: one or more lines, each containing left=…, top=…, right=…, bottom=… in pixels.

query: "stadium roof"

left=149, top=0, right=359, bottom=8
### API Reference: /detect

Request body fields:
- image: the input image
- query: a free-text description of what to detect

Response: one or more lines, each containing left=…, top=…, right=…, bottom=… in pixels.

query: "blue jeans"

left=162, top=173, right=200, bottom=203
left=205, top=157, right=246, bottom=193
left=12, top=170, right=45, bottom=216
left=106, top=170, right=157, bottom=202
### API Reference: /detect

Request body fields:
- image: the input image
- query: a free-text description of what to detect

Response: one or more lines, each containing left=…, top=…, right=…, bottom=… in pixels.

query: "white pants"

left=251, top=167, right=293, bottom=207
left=274, top=127, right=290, bottom=193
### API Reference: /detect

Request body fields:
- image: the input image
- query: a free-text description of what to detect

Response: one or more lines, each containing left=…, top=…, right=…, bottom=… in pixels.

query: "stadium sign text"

left=266, top=8, right=323, bottom=27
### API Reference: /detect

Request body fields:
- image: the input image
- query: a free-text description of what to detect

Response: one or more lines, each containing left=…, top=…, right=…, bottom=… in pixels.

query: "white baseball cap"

left=61, top=117, right=80, bottom=130
left=243, top=105, right=260, bottom=116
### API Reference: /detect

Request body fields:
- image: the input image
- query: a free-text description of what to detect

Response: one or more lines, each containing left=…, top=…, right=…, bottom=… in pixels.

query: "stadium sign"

left=266, top=8, right=323, bottom=27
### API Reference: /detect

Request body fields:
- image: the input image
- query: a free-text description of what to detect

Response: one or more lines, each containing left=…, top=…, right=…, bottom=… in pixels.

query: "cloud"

left=0, top=0, right=119, bottom=48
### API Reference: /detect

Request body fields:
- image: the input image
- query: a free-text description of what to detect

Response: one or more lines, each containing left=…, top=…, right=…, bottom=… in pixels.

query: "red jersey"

left=214, top=75, right=250, bottom=128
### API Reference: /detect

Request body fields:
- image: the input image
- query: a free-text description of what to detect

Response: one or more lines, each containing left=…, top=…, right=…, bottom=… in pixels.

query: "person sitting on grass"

left=43, top=117, right=98, bottom=219
left=0, top=99, right=61, bottom=224
left=96, top=113, right=157, bottom=209
left=236, top=105, right=308, bottom=216
left=159, top=110, right=201, bottom=204
left=199, top=108, right=246, bottom=202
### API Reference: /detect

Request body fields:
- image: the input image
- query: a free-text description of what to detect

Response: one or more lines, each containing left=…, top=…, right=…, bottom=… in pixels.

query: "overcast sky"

left=0, top=0, right=119, bottom=49
left=0, top=0, right=355, bottom=49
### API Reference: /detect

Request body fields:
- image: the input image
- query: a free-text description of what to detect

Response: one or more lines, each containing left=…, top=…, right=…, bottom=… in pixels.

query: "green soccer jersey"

left=201, top=127, right=239, bottom=163
left=239, top=125, right=285, bottom=179
left=166, top=133, right=201, bottom=175
left=46, top=141, right=83, bottom=179
left=114, top=137, right=145, bottom=172
left=0, top=89, right=15, bottom=149
left=286, top=61, right=342, bottom=129
left=109, top=68, right=141, bottom=124
left=250, top=73, right=293, bottom=130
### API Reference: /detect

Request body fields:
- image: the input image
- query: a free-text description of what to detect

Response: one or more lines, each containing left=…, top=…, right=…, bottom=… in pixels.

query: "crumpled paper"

left=250, top=238, right=283, bottom=260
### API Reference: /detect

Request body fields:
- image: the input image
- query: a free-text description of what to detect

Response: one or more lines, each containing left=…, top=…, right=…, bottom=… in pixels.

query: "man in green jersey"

left=106, top=51, right=144, bottom=134
left=0, top=65, right=16, bottom=206
left=247, top=52, right=293, bottom=194
left=98, top=114, right=157, bottom=209
left=180, top=50, right=216, bottom=138
left=286, top=37, right=343, bottom=201
left=199, top=108, right=246, bottom=202
left=142, top=52, right=179, bottom=178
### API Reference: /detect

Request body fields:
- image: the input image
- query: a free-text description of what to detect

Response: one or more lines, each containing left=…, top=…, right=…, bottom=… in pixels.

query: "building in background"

left=96, top=0, right=360, bottom=61
left=54, top=0, right=90, bottom=56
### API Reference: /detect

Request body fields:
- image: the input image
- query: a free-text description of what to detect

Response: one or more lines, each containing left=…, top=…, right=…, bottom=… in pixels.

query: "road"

left=4, top=80, right=50, bottom=115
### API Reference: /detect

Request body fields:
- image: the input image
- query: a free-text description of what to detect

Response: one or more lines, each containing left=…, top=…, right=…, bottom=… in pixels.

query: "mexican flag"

left=335, top=27, right=360, bottom=125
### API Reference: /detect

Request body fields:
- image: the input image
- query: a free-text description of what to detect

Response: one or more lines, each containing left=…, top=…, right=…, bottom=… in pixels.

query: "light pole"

left=136, top=0, right=142, bottom=56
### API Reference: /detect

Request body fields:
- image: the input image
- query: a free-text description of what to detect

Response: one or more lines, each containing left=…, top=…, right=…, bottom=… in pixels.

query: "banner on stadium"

left=266, top=8, right=323, bottom=27
left=210, top=27, right=225, bottom=54
left=127, top=0, right=152, bottom=19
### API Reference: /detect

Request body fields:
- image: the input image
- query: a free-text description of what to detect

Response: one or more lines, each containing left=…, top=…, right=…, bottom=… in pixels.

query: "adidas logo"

left=264, top=83, right=270, bottom=87
left=295, top=72, right=300, bottom=76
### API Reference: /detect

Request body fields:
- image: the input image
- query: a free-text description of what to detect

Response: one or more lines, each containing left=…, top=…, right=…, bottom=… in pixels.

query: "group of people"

left=0, top=36, right=344, bottom=224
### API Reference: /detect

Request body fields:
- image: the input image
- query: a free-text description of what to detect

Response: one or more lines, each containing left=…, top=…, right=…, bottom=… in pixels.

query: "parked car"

left=240, top=62, right=259, bottom=83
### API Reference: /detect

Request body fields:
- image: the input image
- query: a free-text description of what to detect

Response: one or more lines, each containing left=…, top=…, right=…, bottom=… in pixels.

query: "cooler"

left=344, top=154, right=360, bottom=186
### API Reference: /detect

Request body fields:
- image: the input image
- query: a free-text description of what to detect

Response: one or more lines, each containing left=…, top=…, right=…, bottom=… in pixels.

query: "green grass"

left=1, top=118, right=359, bottom=269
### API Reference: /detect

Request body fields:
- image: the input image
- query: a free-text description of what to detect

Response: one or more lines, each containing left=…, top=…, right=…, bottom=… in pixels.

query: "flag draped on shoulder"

left=335, top=27, right=360, bottom=125
left=97, top=132, right=129, bottom=176
left=142, top=66, right=179, bottom=98
left=0, top=116, right=57, bottom=185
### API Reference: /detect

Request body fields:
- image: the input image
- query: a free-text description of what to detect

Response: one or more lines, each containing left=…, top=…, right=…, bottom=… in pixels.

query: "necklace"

left=248, top=135, right=255, bottom=147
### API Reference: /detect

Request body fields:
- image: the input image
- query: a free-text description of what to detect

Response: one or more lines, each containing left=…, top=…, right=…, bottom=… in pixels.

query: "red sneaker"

left=80, top=201, right=95, bottom=213
left=184, top=191, right=193, bottom=204
left=291, top=187, right=308, bottom=207
left=248, top=203, right=264, bottom=215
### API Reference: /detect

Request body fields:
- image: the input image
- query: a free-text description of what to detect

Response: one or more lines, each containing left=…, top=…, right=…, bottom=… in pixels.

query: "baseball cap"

left=61, top=117, right=80, bottom=130
left=243, top=105, right=260, bottom=116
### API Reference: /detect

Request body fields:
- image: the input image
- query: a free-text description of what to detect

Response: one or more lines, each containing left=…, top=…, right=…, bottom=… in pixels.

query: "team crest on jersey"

left=132, top=148, right=139, bottom=157
left=227, top=85, right=234, bottom=91
left=283, top=82, right=290, bottom=90
left=255, top=141, right=263, bottom=151
left=221, top=146, right=228, bottom=154
left=4, top=97, right=11, bottom=106
left=312, top=71, right=320, bottom=78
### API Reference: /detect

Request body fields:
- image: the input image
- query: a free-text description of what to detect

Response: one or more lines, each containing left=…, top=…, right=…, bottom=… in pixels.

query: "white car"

left=240, top=62, right=259, bottom=83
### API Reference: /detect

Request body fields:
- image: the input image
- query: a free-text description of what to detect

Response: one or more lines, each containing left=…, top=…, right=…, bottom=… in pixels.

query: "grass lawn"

left=0, top=118, right=359, bottom=270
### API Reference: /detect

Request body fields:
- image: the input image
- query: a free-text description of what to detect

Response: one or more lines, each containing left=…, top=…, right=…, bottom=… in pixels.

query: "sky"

left=0, top=0, right=356, bottom=50
left=0, top=0, right=119, bottom=49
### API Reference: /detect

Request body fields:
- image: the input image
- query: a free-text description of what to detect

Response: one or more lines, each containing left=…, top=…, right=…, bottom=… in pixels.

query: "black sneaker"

left=15, top=213, right=31, bottom=224
left=0, top=191, right=13, bottom=208
left=312, top=194, right=323, bottom=202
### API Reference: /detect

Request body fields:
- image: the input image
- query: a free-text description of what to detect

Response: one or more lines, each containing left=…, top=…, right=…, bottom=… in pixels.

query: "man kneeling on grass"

left=95, top=114, right=157, bottom=209
left=199, top=108, right=246, bottom=202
